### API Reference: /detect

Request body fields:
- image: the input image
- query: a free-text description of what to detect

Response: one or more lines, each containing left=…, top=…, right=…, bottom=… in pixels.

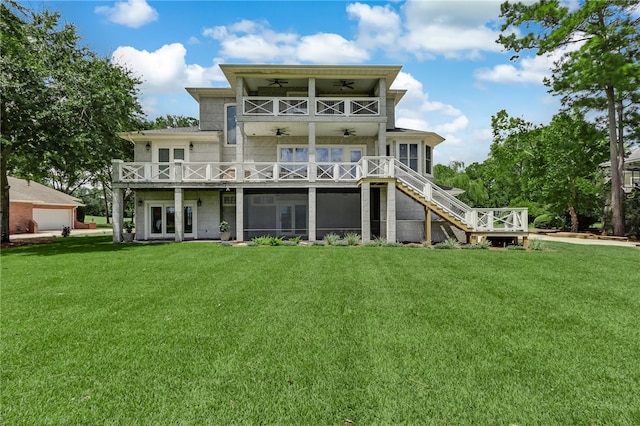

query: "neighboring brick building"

left=8, top=177, right=83, bottom=234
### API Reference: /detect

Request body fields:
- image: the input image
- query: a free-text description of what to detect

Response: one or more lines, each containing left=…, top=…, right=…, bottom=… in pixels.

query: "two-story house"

left=112, top=64, right=528, bottom=245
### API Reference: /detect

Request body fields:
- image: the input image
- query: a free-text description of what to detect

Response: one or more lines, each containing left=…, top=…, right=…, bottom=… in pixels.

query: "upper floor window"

left=425, top=145, right=432, bottom=175
left=225, top=104, right=236, bottom=145
left=399, top=143, right=419, bottom=172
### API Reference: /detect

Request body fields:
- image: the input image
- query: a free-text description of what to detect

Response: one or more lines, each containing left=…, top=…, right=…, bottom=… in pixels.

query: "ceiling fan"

left=274, top=128, right=290, bottom=137
left=333, top=80, right=355, bottom=90
left=267, top=79, right=288, bottom=87
left=341, top=129, right=356, bottom=138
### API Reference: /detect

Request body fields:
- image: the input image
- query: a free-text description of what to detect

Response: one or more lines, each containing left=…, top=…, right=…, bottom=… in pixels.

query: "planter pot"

left=123, top=232, right=135, bottom=243
left=220, top=231, right=231, bottom=241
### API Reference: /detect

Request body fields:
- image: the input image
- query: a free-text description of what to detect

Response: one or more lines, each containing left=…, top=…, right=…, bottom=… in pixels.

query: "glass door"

left=277, top=203, right=307, bottom=237
left=149, top=204, right=195, bottom=238
left=158, top=147, right=186, bottom=179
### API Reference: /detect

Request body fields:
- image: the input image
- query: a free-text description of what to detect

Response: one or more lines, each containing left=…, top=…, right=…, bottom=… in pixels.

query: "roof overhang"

left=118, top=130, right=220, bottom=144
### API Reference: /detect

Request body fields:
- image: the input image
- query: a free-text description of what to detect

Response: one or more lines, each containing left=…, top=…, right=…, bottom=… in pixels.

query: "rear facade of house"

left=112, top=64, right=528, bottom=244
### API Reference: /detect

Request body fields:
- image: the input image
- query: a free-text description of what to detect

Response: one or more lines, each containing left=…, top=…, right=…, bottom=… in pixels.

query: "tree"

left=498, top=0, right=640, bottom=236
left=145, top=114, right=199, bottom=129
left=433, top=161, right=489, bottom=207
left=1, top=2, right=143, bottom=241
left=537, top=112, right=608, bottom=232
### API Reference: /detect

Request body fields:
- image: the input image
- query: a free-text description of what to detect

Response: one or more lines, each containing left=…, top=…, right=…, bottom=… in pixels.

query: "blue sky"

left=27, top=0, right=580, bottom=166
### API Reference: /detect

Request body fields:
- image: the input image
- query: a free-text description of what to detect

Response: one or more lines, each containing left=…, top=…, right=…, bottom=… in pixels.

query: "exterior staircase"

left=360, top=157, right=529, bottom=244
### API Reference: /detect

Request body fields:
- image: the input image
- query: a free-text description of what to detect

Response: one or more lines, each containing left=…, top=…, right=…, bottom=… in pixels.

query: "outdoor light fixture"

left=137, top=199, right=143, bottom=207
left=197, top=197, right=202, bottom=206
left=145, top=142, right=151, bottom=151
left=189, top=142, right=194, bottom=150
left=343, top=129, right=350, bottom=138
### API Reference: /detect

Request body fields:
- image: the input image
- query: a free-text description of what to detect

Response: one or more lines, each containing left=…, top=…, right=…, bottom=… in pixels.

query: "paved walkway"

left=530, top=233, right=640, bottom=248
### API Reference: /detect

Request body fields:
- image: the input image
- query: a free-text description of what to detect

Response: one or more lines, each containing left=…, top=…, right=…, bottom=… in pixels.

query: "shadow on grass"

left=0, top=235, right=169, bottom=257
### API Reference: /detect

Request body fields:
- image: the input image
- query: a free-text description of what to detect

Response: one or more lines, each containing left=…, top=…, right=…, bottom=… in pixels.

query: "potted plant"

left=219, top=220, right=231, bottom=241
left=123, top=221, right=135, bottom=242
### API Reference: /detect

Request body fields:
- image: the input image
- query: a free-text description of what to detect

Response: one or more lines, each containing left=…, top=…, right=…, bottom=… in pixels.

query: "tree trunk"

left=101, top=179, right=111, bottom=224
left=606, top=86, right=625, bottom=236
left=1, top=150, right=11, bottom=243
left=569, top=206, right=579, bottom=233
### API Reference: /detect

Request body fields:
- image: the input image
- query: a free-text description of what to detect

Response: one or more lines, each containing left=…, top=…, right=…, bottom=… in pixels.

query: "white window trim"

left=152, top=144, right=190, bottom=163
left=145, top=202, right=196, bottom=239
left=224, top=103, right=237, bottom=146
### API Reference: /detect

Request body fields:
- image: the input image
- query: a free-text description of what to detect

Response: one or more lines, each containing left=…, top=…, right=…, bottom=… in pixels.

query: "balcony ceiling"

left=243, top=121, right=379, bottom=138
left=243, top=77, right=380, bottom=95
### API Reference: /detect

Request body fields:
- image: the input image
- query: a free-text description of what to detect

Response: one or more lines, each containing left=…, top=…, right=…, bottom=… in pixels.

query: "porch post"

left=308, top=187, right=316, bottom=241
left=235, top=187, right=244, bottom=241
left=377, top=77, right=387, bottom=157
left=424, top=206, right=432, bottom=246
left=174, top=188, right=183, bottom=242
left=379, top=184, right=387, bottom=238
left=308, top=122, right=316, bottom=182
left=361, top=181, right=371, bottom=244
left=112, top=187, right=123, bottom=243
left=386, top=181, right=396, bottom=243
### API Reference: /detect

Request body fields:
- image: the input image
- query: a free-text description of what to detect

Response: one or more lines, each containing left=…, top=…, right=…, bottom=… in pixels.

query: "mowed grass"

left=1, top=237, right=639, bottom=425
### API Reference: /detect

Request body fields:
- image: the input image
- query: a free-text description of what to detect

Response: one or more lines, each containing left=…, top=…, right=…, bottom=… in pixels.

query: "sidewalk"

left=530, top=233, right=640, bottom=248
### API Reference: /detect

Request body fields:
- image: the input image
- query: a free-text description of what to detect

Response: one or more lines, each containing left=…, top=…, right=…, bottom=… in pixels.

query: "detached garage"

left=8, top=177, right=83, bottom=234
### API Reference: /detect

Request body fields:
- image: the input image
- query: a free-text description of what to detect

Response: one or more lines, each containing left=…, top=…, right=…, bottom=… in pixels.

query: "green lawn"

left=2, top=237, right=639, bottom=424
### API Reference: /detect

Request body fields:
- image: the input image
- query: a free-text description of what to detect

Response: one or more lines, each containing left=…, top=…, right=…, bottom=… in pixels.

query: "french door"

left=158, top=147, right=185, bottom=179
left=149, top=204, right=194, bottom=238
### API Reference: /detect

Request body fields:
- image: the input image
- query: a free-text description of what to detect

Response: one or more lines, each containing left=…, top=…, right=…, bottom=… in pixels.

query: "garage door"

left=33, top=208, right=72, bottom=231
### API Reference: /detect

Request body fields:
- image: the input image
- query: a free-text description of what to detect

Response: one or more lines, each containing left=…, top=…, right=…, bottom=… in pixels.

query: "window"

left=399, top=143, right=419, bottom=172
left=280, top=147, right=308, bottom=162
left=226, top=104, right=237, bottom=145
left=425, top=145, right=432, bottom=174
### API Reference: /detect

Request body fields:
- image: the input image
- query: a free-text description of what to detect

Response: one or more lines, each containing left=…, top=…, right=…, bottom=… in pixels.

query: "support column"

left=378, top=77, right=387, bottom=157
left=361, top=181, right=371, bottom=244
left=379, top=185, right=387, bottom=239
left=308, top=122, right=316, bottom=182
left=235, top=187, right=244, bottom=241
left=424, top=206, right=432, bottom=246
left=378, top=122, right=387, bottom=157
left=174, top=188, right=183, bottom=242
left=386, top=181, right=396, bottom=243
left=112, top=187, right=124, bottom=243
left=308, top=187, right=316, bottom=242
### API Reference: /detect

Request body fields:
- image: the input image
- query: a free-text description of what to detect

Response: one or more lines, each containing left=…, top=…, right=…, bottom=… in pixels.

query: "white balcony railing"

left=242, top=96, right=379, bottom=117
left=113, top=157, right=528, bottom=233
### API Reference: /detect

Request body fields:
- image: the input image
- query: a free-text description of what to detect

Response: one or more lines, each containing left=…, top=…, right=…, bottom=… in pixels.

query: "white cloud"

left=95, top=0, right=158, bottom=28
left=347, top=2, right=402, bottom=51
left=392, top=72, right=462, bottom=118
left=112, top=43, right=225, bottom=94
left=203, top=20, right=367, bottom=64
left=297, top=34, right=369, bottom=63
left=400, top=0, right=504, bottom=59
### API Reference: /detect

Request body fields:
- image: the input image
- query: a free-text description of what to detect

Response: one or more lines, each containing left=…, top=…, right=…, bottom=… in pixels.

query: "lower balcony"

left=113, top=160, right=366, bottom=184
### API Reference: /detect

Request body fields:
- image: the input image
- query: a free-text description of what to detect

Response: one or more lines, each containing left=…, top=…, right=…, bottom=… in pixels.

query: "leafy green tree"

left=1, top=2, right=143, bottom=241
left=434, top=161, right=488, bottom=207
left=145, top=114, right=199, bottom=129
left=537, top=112, right=608, bottom=232
left=498, top=0, right=640, bottom=236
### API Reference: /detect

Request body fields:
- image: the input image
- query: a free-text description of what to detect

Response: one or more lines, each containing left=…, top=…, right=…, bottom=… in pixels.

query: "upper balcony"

left=242, top=97, right=380, bottom=118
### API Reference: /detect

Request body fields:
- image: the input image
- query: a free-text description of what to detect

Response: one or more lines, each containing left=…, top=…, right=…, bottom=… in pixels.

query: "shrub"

left=533, top=214, right=557, bottom=229
left=323, top=233, right=340, bottom=246
left=288, top=236, right=302, bottom=245
left=344, top=232, right=361, bottom=246
left=251, top=236, right=284, bottom=246
left=332, top=240, right=349, bottom=246
left=528, top=239, right=545, bottom=251
left=312, top=240, right=326, bottom=246
left=463, top=240, right=491, bottom=250
left=367, top=236, right=387, bottom=247
left=433, top=238, right=461, bottom=249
